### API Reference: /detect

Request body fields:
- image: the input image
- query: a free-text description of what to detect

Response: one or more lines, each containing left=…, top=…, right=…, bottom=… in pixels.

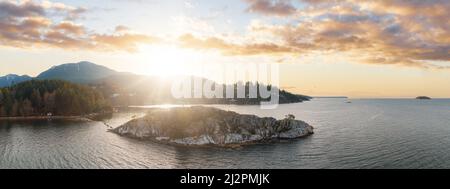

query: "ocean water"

left=1, top=98, right=450, bottom=169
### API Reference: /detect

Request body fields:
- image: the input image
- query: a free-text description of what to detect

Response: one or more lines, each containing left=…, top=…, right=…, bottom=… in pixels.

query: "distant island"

left=112, top=106, right=314, bottom=146
left=416, top=96, right=432, bottom=100
left=313, top=96, right=348, bottom=99
left=0, top=80, right=112, bottom=118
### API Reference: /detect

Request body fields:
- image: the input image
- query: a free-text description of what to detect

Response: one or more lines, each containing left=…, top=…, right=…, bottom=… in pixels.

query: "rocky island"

left=112, top=106, right=314, bottom=146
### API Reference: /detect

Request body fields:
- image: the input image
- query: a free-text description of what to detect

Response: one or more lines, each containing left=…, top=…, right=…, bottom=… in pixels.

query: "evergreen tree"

left=30, top=89, right=42, bottom=112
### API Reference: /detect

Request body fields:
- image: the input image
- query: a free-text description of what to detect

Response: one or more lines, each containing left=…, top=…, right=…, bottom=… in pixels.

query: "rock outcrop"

left=112, top=107, right=313, bottom=146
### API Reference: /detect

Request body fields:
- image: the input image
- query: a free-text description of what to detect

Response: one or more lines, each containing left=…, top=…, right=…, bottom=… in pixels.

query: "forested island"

left=0, top=80, right=112, bottom=117
left=163, top=82, right=311, bottom=105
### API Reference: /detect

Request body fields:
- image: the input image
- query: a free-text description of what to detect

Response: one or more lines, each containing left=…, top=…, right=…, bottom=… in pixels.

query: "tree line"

left=0, top=80, right=112, bottom=117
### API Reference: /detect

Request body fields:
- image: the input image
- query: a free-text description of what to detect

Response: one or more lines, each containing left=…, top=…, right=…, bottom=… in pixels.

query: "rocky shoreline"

left=0, top=112, right=112, bottom=121
left=111, top=106, right=314, bottom=147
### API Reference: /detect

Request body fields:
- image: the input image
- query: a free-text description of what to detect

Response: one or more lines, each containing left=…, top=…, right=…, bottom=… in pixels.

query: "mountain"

left=37, top=61, right=117, bottom=83
left=0, top=74, right=32, bottom=87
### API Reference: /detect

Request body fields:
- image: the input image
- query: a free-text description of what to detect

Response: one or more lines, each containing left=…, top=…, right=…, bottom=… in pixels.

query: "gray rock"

left=112, top=106, right=314, bottom=146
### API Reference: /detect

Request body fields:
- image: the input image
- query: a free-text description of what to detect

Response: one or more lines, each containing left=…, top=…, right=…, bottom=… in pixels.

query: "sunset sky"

left=1, top=0, right=449, bottom=98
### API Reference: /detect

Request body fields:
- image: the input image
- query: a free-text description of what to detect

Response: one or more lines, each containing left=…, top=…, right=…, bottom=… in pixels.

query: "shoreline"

left=0, top=116, right=91, bottom=121
left=111, top=132, right=312, bottom=149
left=0, top=112, right=112, bottom=121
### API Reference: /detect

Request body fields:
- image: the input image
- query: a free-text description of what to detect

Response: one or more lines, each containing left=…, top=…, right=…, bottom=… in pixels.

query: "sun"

left=138, top=44, right=201, bottom=78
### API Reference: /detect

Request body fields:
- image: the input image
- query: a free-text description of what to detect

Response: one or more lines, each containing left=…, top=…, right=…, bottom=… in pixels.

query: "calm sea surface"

left=1, top=98, right=450, bottom=169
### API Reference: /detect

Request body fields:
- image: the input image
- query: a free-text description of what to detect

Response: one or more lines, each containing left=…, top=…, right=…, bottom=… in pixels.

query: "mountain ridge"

left=0, top=74, right=33, bottom=88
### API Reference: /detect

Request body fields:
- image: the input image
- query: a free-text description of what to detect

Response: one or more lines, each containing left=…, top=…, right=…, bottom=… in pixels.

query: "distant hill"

left=0, top=74, right=32, bottom=87
left=37, top=61, right=117, bottom=83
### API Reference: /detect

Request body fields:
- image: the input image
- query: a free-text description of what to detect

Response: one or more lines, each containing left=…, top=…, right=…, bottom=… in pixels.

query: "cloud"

left=0, top=0, right=159, bottom=52
left=0, top=0, right=44, bottom=18
left=93, top=33, right=161, bottom=52
left=52, top=21, right=85, bottom=35
left=181, top=0, right=450, bottom=69
left=243, top=0, right=296, bottom=16
left=178, top=34, right=296, bottom=56
left=114, top=25, right=129, bottom=33
left=172, top=16, right=216, bottom=36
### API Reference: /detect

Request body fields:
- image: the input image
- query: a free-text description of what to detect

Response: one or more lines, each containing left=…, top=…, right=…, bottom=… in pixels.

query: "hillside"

left=37, top=61, right=117, bottom=83
left=0, top=80, right=112, bottom=117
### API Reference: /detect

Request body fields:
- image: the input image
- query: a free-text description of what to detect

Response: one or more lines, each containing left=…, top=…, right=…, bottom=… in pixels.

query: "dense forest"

left=0, top=80, right=112, bottom=117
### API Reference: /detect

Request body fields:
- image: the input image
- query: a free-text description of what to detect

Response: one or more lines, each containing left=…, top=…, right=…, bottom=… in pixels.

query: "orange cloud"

left=244, top=0, right=296, bottom=16
left=197, top=0, right=450, bottom=69
left=52, top=22, right=85, bottom=35
left=179, top=34, right=296, bottom=56
left=0, top=1, right=159, bottom=52
left=93, top=34, right=161, bottom=52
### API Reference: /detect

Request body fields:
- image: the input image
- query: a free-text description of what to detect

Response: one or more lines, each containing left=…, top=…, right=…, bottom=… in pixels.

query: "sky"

left=0, top=0, right=449, bottom=98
